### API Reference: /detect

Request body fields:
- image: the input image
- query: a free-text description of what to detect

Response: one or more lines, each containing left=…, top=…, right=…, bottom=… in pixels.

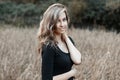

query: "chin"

left=55, top=29, right=66, bottom=35
left=60, top=30, right=65, bottom=34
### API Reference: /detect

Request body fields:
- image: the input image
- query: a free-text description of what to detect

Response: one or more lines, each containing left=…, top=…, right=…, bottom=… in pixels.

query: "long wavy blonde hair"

left=37, top=3, right=69, bottom=54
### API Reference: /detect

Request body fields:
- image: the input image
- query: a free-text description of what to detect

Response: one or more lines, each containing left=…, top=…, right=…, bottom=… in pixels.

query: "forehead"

left=58, top=10, right=66, bottom=19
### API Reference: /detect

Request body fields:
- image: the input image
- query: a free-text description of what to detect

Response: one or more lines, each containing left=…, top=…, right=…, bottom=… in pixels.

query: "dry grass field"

left=0, top=25, right=120, bottom=80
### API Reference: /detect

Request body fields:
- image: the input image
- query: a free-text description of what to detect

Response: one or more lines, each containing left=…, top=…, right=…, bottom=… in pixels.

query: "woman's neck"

left=55, top=34, right=63, bottom=43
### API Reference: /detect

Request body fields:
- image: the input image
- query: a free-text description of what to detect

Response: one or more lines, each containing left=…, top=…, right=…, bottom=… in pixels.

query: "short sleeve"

left=42, top=44, right=55, bottom=80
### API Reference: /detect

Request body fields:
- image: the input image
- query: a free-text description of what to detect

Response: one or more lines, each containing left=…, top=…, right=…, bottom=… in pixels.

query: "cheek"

left=63, top=22, right=68, bottom=28
left=56, top=23, right=60, bottom=28
left=65, top=22, right=68, bottom=26
left=55, top=23, right=62, bottom=29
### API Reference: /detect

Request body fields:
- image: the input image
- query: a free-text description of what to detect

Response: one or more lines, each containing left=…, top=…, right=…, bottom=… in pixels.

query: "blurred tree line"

left=0, top=0, right=120, bottom=32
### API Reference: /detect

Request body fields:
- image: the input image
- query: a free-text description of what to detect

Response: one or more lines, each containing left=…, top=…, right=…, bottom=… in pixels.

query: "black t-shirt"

left=41, top=37, right=75, bottom=80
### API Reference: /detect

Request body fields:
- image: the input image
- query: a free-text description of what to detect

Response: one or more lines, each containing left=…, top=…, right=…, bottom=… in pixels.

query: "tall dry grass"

left=0, top=25, right=120, bottom=80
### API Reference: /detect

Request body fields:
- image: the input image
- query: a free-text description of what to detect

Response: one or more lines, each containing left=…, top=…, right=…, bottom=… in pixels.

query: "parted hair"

left=37, top=3, right=69, bottom=54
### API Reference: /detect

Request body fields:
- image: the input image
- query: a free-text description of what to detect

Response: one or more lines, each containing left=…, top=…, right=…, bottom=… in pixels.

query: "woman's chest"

left=54, top=52, right=73, bottom=68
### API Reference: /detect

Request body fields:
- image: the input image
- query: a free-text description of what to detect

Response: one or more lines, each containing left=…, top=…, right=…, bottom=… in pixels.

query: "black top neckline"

left=56, top=45, right=69, bottom=54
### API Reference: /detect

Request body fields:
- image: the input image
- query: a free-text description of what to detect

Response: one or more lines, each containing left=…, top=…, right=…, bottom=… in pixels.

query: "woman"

left=37, top=3, right=81, bottom=80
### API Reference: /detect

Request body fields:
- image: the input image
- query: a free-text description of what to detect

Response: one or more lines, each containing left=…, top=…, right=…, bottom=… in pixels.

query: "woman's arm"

left=53, top=68, right=77, bottom=80
left=64, top=34, right=81, bottom=65
left=42, top=44, right=55, bottom=80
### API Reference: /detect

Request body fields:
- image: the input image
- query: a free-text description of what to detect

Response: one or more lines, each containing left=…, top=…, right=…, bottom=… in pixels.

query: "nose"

left=60, top=21, right=64, bottom=27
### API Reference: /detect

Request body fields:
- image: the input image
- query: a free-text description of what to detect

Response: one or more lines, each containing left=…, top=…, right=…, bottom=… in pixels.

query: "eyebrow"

left=63, top=17, right=66, bottom=20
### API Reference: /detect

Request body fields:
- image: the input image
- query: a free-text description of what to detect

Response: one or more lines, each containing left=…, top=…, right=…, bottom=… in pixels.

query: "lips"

left=61, top=28, right=66, bottom=31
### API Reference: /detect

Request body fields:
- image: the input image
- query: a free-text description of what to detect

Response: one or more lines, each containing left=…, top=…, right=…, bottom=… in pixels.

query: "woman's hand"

left=71, top=68, right=78, bottom=80
left=53, top=68, right=78, bottom=80
left=70, top=68, right=77, bottom=77
left=62, top=32, right=69, bottom=41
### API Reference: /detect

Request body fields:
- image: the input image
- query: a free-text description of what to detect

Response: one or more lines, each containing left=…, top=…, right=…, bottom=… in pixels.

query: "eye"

left=57, top=19, right=61, bottom=23
left=63, top=18, right=67, bottom=21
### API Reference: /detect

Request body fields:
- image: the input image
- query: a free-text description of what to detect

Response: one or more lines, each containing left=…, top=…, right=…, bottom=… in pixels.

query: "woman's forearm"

left=53, top=69, right=75, bottom=80
left=65, top=36, right=81, bottom=65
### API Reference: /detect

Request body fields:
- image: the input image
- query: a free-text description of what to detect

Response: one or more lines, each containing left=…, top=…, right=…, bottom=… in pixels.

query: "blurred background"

left=0, top=0, right=120, bottom=80
left=0, top=0, right=120, bottom=32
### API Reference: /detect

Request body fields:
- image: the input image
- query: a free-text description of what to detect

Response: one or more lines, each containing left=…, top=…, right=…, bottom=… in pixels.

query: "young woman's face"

left=54, top=11, right=68, bottom=35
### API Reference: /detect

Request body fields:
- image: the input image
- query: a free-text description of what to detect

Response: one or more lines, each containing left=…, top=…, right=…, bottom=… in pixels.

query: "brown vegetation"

left=0, top=25, right=120, bottom=80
